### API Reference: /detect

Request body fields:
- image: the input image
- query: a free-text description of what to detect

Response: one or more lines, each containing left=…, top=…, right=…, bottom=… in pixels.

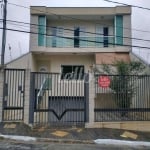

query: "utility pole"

left=1, top=0, right=7, bottom=67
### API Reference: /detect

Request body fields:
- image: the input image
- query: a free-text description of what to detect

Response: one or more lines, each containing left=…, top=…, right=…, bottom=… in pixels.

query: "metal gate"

left=29, top=72, right=89, bottom=126
left=3, top=69, right=25, bottom=121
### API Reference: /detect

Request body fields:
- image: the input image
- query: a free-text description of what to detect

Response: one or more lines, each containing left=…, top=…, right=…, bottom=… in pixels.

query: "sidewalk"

left=0, top=122, right=150, bottom=143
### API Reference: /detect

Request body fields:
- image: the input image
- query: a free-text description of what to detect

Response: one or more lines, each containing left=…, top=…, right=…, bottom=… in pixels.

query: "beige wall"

left=34, top=54, right=94, bottom=73
left=6, top=53, right=94, bottom=72
left=7, top=53, right=31, bottom=69
left=95, top=52, right=130, bottom=64
left=31, top=6, right=131, bottom=15
left=123, top=15, right=132, bottom=46
left=30, top=15, right=39, bottom=52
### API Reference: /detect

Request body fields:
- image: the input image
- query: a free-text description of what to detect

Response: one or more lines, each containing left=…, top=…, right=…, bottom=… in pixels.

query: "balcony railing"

left=46, top=36, right=115, bottom=48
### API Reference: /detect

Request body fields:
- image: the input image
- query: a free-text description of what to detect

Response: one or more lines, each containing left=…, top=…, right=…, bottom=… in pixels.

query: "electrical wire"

left=7, top=1, right=150, bottom=34
left=1, top=19, right=150, bottom=43
left=102, top=0, right=150, bottom=11
left=1, top=26, right=150, bottom=50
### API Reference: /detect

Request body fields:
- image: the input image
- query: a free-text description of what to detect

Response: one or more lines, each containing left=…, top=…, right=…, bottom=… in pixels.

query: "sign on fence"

left=98, top=76, right=111, bottom=88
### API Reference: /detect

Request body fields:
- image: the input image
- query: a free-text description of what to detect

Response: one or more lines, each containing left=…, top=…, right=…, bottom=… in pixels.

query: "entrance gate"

left=29, top=72, right=89, bottom=126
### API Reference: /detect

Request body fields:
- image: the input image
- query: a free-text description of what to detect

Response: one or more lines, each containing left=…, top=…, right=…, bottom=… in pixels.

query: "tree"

left=96, top=60, right=145, bottom=116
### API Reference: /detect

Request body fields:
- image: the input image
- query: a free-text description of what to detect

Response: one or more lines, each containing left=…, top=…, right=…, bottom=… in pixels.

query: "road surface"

left=0, top=140, right=150, bottom=150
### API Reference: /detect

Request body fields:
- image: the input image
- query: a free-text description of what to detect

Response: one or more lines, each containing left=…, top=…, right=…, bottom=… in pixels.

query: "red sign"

left=98, top=76, right=111, bottom=88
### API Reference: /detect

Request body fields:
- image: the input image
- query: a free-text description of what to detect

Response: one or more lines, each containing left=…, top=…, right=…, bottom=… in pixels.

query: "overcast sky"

left=0, top=0, right=150, bottom=64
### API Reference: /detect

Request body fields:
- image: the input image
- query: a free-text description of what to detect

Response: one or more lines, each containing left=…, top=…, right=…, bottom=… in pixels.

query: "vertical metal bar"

left=57, top=74, right=59, bottom=123
left=10, top=70, right=14, bottom=120
left=29, top=72, right=35, bottom=124
left=8, top=70, right=11, bottom=121
left=2, top=69, right=6, bottom=121
left=5, top=69, right=8, bottom=121
left=16, top=70, right=19, bottom=120
left=50, top=73, right=53, bottom=124
left=53, top=74, right=56, bottom=124
left=5, top=69, right=9, bottom=120
left=35, top=73, right=38, bottom=124
left=85, top=73, right=89, bottom=123
left=13, top=70, right=16, bottom=120
left=20, top=70, right=23, bottom=120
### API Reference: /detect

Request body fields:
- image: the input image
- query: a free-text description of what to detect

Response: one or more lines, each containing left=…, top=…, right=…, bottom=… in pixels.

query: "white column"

left=85, top=72, right=95, bottom=127
left=24, top=69, right=31, bottom=125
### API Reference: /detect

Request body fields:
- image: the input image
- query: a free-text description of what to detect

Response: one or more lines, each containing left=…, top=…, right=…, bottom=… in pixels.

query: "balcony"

left=46, top=36, right=115, bottom=48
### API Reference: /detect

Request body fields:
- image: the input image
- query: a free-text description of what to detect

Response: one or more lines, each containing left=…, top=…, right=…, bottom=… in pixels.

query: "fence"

left=2, top=69, right=150, bottom=125
left=3, top=69, right=25, bottom=121
left=94, top=74, right=150, bottom=122
left=29, top=72, right=89, bottom=126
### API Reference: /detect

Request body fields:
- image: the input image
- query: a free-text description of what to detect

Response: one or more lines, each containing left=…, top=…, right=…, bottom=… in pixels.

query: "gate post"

left=0, top=69, right=4, bottom=122
left=24, top=69, right=31, bottom=125
left=85, top=72, right=95, bottom=128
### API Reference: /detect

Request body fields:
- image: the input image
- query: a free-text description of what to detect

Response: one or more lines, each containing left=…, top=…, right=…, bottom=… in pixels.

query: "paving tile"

left=4, top=124, right=16, bottom=129
left=51, top=131, right=69, bottom=137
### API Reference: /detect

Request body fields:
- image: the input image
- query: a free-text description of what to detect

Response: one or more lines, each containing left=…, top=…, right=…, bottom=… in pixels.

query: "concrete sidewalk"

left=0, top=122, right=150, bottom=143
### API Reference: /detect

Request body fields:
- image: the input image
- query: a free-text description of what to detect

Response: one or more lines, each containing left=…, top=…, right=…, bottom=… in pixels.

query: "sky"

left=0, top=0, right=150, bottom=64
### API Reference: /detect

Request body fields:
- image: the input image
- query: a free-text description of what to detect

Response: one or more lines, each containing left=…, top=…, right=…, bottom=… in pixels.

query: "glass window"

left=51, top=27, right=63, bottom=47
left=61, top=65, right=84, bottom=80
left=74, top=27, right=80, bottom=47
left=103, top=27, right=109, bottom=47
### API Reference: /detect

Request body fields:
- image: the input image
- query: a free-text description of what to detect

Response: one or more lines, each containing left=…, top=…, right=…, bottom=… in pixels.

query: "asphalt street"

left=0, top=140, right=150, bottom=150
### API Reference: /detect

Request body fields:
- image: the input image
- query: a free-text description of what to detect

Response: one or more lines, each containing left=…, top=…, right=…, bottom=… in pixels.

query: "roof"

left=30, top=6, right=131, bottom=16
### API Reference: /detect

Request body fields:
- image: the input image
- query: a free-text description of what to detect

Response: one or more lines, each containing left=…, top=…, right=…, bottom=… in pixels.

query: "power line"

left=7, top=2, right=150, bottom=34
left=102, top=0, right=150, bottom=11
left=2, top=19, right=150, bottom=43
left=1, top=26, right=150, bottom=50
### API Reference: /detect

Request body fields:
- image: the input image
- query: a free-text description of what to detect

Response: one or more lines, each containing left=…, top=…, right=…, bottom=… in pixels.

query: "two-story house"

left=7, top=6, right=131, bottom=74
left=5, top=6, right=132, bottom=126
left=28, top=6, right=131, bottom=75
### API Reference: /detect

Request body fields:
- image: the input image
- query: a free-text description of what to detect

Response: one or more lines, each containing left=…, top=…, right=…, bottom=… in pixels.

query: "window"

left=74, top=27, right=80, bottom=47
left=103, top=27, right=109, bottom=47
left=96, top=25, right=109, bottom=47
left=96, top=25, right=103, bottom=47
left=51, top=27, right=63, bottom=47
left=74, top=27, right=86, bottom=48
left=52, top=28, right=57, bottom=47
left=61, top=65, right=84, bottom=80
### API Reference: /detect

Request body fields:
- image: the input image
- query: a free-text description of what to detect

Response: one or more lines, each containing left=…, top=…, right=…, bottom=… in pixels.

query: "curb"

left=36, top=138, right=95, bottom=144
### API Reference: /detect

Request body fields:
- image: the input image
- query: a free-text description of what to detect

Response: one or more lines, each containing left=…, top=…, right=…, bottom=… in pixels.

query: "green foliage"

left=102, top=60, right=145, bottom=75
left=101, top=60, right=145, bottom=114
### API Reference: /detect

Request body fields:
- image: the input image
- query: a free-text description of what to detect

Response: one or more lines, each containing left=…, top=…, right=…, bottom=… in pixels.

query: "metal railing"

left=94, top=74, right=150, bottom=122
left=46, top=36, right=114, bottom=48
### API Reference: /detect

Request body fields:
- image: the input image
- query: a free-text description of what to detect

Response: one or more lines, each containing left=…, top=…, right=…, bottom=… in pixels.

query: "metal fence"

left=29, top=72, right=89, bottom=126
left=94, top=74, right=150, bottom=122
left=3, top=69, right=25, bottom=121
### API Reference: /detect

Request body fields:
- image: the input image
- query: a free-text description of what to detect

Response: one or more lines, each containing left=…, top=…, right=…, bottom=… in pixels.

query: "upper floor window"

left=74, top=27, right=86, bottom=48
left=51, top=27, right=63, bottom=47
left=74, top=27, right=80, bottom=47
left=96, top=25, right=109, bottom=47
